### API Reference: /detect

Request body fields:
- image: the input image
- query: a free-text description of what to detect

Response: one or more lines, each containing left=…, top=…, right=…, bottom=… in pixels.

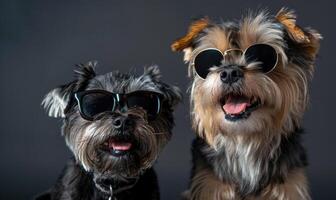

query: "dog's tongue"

left=109, top=141, right=132, bottom=151
left=223, top=95, right=249, bottom=115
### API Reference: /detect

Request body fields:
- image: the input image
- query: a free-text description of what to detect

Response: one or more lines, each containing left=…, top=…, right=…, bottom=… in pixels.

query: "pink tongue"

left=223, top=102, right=248, bottom=114
left=223, top=95, right=250, bottom=115
left=109, top=141, right=132, bottom=151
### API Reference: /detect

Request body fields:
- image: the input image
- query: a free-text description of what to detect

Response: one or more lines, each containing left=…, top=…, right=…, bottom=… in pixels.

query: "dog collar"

left=93, top=175, right=139, bottom=200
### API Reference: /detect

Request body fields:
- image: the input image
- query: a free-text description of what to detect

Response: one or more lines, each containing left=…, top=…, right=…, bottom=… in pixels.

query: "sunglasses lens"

left=81, top=92, right=115, bottom=119
left=127, top=92, right=160, bottom=118
left=194, top=49, right=223, bottom=79
left=244, top=44, right=277, bottom=73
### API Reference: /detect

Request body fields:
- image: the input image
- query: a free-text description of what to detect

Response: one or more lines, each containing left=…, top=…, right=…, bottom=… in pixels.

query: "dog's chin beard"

left=220, top=93, right=261, bottom=122
left=94, top=141, right=147, bottom=177
left=86, top=130, right=158, bottom=176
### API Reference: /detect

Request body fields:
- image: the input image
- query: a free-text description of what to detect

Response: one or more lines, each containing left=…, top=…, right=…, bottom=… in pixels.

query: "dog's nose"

left=220, top=65, right=243, bottom=84
left=113, top=116, right=125, bottom=129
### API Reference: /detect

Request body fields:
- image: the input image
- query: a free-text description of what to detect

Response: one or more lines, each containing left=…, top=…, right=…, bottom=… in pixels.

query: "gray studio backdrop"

left=1, top=0, right=335, bottom=199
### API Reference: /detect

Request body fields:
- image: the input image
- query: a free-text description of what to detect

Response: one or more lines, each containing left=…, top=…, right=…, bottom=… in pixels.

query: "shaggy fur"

left=172, top=8, right=321, bottom=200
left=37, top=62, right=181, bottom=200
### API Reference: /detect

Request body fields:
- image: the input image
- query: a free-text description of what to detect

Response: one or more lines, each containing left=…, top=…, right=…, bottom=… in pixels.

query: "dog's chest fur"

left=193, top=129, right=308, bottom=196
left=204, top=136, right=271, bottom=195
left=35, top=159, right=160, bottom=200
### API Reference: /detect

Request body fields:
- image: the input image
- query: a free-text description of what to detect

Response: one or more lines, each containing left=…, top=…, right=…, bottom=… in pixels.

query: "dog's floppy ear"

left=171, top=17, right=210, bottom=62
left=42, top=61, right=97, bottom=118
left=276, top=8, right=322, bottom=60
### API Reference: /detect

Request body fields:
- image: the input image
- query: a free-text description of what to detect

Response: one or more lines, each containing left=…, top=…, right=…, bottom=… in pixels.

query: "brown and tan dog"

left=172, top=8, right=321, bottom=200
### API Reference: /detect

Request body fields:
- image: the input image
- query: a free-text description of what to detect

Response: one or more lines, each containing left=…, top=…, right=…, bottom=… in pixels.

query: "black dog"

left=37, top=62, right=181, bottom=200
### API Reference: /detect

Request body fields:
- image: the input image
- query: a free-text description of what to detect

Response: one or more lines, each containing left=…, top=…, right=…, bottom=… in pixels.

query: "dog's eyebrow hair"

left=89, top=78, right=105, bottom=89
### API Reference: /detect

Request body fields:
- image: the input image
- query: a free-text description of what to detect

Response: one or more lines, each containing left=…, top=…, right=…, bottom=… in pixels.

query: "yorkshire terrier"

left=37, top=62, right=181, bottom=200
left=172, top=8, right=321, bottom=200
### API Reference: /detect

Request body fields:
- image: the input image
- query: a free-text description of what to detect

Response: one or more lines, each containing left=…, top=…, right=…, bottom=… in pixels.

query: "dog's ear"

left=143, top=65, right=182, bottom=108
left=42, top=61, right=97, bottom=118
left=161, top=83, right=182, bottom=109
left=41, top=81, right=77, bottom=118
left=276, top=8, right=322, bottom=61
left=171, top=17, right=210, bottom=62
left=143, top=65, right=162, bottom=82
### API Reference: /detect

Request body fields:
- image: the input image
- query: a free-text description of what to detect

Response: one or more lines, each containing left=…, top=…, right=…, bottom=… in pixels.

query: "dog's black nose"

left=220, top=65, right=243, bottom=84
left=113, top=116, right=125, bottom=129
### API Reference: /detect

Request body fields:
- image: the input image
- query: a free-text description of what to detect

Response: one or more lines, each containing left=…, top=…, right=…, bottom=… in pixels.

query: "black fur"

left=35, top=158, right=159, bottom=200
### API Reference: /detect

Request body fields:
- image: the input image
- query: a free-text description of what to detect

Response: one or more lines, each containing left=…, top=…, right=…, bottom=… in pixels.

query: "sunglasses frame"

left=191, top=43, right=279, bottom=79
left=74, top=89, right=164, bottom=121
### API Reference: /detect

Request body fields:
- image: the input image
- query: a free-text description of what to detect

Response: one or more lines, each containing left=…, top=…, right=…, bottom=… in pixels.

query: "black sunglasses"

left=192, top=43, right=278, bottom=79
left=74, top=90, right=163, bottom=121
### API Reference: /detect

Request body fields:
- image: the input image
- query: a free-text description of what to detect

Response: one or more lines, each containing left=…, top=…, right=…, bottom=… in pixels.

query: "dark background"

left=1, top=0, right=334, bottom=199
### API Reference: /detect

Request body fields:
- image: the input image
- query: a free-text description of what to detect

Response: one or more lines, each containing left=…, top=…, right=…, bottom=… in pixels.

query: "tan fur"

left=276, top=8, right=322, bottom=60
left=276, top=8, right=310, bottom=44
left=188, top=26, right=232, bottom=72
left=258, top=169, right=311, bottom=200
left=171, top=18, right=210, bottom=52
left=189, top=168, right=310, bottom=200
left=196, top=26, right=232, bottom=52
left=190, top=168, right=237, bottom=200
left=188, top=10, right=319, bottom=146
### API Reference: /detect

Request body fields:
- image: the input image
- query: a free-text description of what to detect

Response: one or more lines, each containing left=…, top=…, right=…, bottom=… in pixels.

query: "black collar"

left=93, top=174, right=139, bottom=199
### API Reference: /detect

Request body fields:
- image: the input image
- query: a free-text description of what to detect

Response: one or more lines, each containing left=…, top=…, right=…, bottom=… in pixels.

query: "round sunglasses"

left=192, top=43, right=278, bottom=79
left=74, top=90, right=164, bottom=121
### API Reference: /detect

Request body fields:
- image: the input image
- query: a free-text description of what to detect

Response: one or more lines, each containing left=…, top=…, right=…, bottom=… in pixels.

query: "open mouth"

left=102, top=136, right=134, bottom=157
left=221, top=94, right=260, bottom=121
